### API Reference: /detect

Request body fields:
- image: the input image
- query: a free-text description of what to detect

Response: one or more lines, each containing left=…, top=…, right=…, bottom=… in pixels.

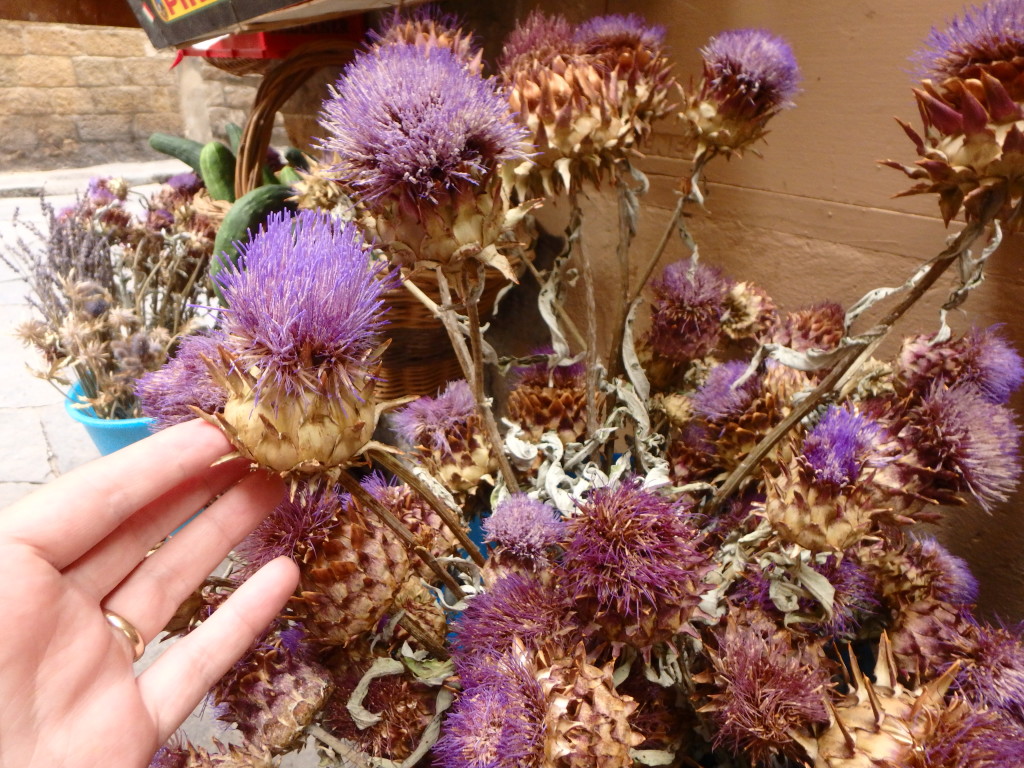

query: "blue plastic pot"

left=64, top=381, right=155, bottom=456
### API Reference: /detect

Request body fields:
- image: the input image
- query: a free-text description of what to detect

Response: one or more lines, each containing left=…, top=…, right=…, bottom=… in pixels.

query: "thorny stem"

left=369, top=447, right=487, bottom=567
left=706, top=216, right=992, bottom=513
left=335, top=470, right=467, bottom=598
left=435, top=267, right=521, bottom=493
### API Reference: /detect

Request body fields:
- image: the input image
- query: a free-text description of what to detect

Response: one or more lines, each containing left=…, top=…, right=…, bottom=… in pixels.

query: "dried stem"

left=434, top=267, right=521, bottom=492
left=613, top=150, right=713, bottom=372
left=522, top=256, right=587, bottom=350
left=369, top=447, right=487, bottom=567
left=307, top=724, right=370, bottom=768
left=397, top=612, right=451, bottom=659
left=336, top=469, right=466, bottom=598
left=567, top=191, right=601, bottom=438
left=706, top=216, right=991, bottom=513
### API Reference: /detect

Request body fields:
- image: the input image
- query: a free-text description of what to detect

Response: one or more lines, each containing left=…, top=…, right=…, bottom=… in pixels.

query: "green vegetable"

left=199, top=141, right=237, bottom=203
left=148, top=132, right=203, bottom=174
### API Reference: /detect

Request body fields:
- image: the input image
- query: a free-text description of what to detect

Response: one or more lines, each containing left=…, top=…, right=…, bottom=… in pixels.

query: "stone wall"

left=0, top=19, right=284, bottom=172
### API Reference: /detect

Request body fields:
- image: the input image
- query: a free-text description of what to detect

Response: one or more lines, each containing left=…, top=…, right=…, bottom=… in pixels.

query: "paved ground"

left=0, top=160, right=318, bottom=763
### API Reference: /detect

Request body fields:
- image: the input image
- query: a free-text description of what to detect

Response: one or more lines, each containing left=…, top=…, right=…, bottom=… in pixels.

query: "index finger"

left=0, top=419, right=238, bottom=568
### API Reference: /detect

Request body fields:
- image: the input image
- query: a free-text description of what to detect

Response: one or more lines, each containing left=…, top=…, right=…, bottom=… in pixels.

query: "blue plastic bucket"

left=64, top=381, right=156, bottom=456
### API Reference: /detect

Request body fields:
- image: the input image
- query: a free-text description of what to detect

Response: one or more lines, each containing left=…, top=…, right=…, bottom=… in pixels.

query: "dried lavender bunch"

left=4, top=184, right=214, bottom=418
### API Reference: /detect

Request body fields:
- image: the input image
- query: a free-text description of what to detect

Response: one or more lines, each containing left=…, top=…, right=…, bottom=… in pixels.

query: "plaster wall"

left=501, top=0, right=1024, bottom=621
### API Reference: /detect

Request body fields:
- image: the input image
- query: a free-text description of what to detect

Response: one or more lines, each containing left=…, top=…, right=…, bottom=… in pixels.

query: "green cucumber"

left=148, top=132, right=203, bottom=174
left=199, top=141, right=237, bottom=203
left=210, top=184, right=297, bottom=301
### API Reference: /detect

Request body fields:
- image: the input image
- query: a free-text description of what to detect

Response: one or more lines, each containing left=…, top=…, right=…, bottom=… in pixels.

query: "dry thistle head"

left=886, top=0, right=1024, bottom=227
left=205, top=209, right=397, bottom=484
left=679, top=28, right=801, bottom=157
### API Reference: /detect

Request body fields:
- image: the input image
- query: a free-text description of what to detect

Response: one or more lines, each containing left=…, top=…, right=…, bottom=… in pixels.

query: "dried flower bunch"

left=4, top=173, right=217, bottom=418
left=139, top=4, right=1024, bottom=767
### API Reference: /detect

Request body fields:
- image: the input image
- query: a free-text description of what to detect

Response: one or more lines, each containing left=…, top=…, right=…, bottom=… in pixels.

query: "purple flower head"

left=692, top=360, right=763, bottom=421
left=801, top=405, right=885, bottom=486
left=574, top=14, right=666, bottom=55
left=646, top=258, right=731, bottom=362
left=483, top=493, right=565, bottom=560
left=499, top=11, right=578, bottom=72
left=561, top=476, right=712, bottom=649
left=909, top=382, right=1021, bottom=510
left=435, top=655, right=546, bottom=768
left=965, top=325, right=1024, bottom=404
left=86, top=176, right=125, bottom=205
left=215, top=210, right=397, bottom=404
left=919, top=701, right=1024, bottom=767
left=512, top=347, right=586, bottom=389
left=136, top=331, right=228, bottom=431
left=913, top=0, right=1024, bottom=84
left=165, top=171, right=202, bottom=195
left=701, top=28, right=801, bottom=120
left=318, top=44, right=529, bottom=207
left=234, top=482, right=345, bottom=580
left=957, top=621, right=1024, bottom=724
left=899, top=325, right=1024, bottom=404
left=451, top=572, right=578, bottom=676
left=916, top=536, right=980, bottom=604
left=390, top=379, right=476, bottom=453
left=708, top=610, right=830, bottom=764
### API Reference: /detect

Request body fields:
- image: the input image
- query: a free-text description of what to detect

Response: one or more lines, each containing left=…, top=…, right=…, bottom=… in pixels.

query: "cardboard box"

left=125, top=0, right=413, bottom=49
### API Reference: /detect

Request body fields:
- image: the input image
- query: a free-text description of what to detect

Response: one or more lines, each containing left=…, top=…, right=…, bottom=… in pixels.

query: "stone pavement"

left=0, top=160, right=319, bottom=763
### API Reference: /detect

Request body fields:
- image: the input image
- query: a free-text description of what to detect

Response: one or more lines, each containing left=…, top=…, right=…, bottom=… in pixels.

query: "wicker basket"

left=377, top=261, right=525, bottom=400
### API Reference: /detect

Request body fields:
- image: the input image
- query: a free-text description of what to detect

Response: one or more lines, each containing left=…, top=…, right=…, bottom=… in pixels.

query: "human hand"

left=0, top=419, right=299, bottom=768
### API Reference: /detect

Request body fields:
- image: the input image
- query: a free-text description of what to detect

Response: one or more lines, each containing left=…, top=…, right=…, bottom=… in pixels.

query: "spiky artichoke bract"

left=204, top=209, right=397, bottom=484
left=887, top=0, right=1024, bottom=227
left=499, top=11, right=675, bottom=198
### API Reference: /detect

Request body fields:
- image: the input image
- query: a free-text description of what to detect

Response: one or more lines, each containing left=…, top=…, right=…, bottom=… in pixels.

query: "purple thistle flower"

left=215, top=209, right=397, bottom=404
left=451, top=572, right=578, bottom=678
left=560, top=476, right=712, bottom=649
left=965, top=325, right=1024, bottom=404
left=898, top=325, right=1024, bottom=405
left=913, top=0, right=1024, bottom=83
left=692, top=360, right=763, bottom=421
left=318, top=44, right=529, bottom=207
left=234, top=482, right=345, bottom=580
left=165, top=171, right=202, bottom=195
left=574, top=13, right=666, bottom=55
left=801, top=405, right=885, bottom=486
left=917, top=536, right=980, bottom=604
left=499, top=11, right=578, bottom=71
left=369, top=5, right=480, bottom=66
left=435, top=655, right=546, bottom=768
left=920, top=702, right=1024, bottom=767
left=136, top=331, right=228, bottom=431
left=908, top=382, right=1021, bottom=510
left=390, top=378, right=476, bottom=454
left=483, top=494, right=565, bottom=561
left=708, top=610, right=830, bottom=764
left=701, top=28, right=801, bottom=120
left=958, top=621, right=1024, bottom=725
left=645, top=258, right=731, bottom=362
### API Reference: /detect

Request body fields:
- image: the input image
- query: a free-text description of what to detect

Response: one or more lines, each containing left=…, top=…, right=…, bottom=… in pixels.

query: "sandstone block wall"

left=0, top=19, right=283, bottom=172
